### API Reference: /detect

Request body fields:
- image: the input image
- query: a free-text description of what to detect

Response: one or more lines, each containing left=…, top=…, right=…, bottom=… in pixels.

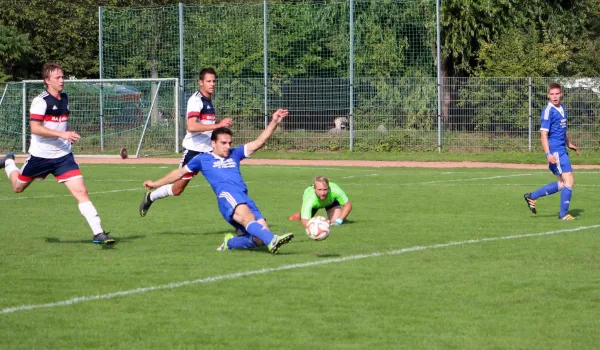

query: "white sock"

left=150, top=184, right=174, bottom=201
left=4, top=159, right=19, bottom=178
left=78, top=201, right=104, bottom=235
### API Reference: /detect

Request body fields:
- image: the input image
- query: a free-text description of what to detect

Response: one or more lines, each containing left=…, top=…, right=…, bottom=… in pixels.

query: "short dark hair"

left=548, top=83, right=562, bottom=92
left=42, top=62, right=63, bottom=80
left=199, top=67, right=217, bottom=81
left=211, top=127, right=233, bottom=141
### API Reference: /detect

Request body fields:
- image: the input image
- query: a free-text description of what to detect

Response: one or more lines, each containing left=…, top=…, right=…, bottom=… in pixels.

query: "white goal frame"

left=20, top=78, right=180, bottom=158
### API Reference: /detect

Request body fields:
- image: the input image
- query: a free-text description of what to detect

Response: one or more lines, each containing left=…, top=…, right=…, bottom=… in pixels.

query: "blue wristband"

left=545, top=152, right=551, bottom=157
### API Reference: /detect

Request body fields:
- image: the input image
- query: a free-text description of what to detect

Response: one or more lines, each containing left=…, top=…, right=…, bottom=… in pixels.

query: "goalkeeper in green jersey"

left=288, top=176, right=353, bottom=228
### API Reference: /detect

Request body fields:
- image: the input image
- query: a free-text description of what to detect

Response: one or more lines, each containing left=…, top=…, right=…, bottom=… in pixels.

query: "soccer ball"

left=305, top=216, right=330, bottom=241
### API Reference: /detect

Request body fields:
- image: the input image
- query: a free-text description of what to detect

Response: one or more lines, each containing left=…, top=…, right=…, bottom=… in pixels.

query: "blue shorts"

left=18, top=153, right=82, bottom=183
left=548, top=151, right=572, bottom=175
left=217, top=190, right=264, bottom=232
left=179, top=149, right=204, bottom=180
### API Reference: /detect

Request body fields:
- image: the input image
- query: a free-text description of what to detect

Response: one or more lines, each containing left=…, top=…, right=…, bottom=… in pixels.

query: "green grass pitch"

left=1, top=164, right=599, bottom=349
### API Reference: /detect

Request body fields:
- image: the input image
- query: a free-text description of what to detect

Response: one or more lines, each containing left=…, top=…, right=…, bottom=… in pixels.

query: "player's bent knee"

left=172, top=188, right=184, bottom=196
left=172, top=180, right=189, bottom=196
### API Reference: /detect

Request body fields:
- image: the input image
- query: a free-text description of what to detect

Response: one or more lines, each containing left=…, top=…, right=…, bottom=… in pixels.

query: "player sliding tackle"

left=143, top=109, right=294, bottom=253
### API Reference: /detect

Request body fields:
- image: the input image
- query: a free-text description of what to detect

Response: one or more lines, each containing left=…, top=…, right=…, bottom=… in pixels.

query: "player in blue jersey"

left=143, top=109, right=294, bottom=253
left=524, top=83, right=579, bottom=220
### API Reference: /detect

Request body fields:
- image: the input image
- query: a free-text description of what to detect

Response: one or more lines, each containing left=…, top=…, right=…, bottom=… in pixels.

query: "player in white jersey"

left=139, top=68, right=233, bottom=216
left=0, top=63, right=115, bottom=245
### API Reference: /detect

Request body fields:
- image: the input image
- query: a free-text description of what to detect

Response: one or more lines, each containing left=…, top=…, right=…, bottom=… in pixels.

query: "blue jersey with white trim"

left=540, top=102, right=568, bottom=152
left=185, top=145, right=248, bottom=194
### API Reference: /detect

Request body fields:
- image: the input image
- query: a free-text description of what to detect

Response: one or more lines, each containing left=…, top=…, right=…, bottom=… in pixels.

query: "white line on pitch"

left=340, top=173, right=533, bottom=187
left=2, top=224, right=599, bottom=315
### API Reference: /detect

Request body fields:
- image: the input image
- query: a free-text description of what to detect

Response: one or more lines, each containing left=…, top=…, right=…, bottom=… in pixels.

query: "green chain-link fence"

left=99, top=0, right=438, bottom=152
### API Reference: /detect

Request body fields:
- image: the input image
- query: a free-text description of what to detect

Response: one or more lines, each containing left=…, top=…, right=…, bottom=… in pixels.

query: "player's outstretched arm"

left=245, top=109, right=289, bottom=156
left=144, top=167, right=189, bottom=190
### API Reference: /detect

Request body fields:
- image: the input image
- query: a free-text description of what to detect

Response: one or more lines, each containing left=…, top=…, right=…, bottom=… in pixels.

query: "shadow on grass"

left=570, top=208, right=584, bottom=217
left=45, top=235, right=146, bottom=245
left=314, top=253, right=341, bottom=258
left=534, top=208, right=584, bottom=219
left=154, top=230, right=232, bottom=236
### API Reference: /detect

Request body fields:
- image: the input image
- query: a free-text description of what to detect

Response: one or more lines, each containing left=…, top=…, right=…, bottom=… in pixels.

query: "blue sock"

left=245, top=221, right=275, bottom=246
left=227, top=234, right=258, bottom=249
left=559, top=186, right=572, bottom=218
left=531, top=182, right=559, bottom=200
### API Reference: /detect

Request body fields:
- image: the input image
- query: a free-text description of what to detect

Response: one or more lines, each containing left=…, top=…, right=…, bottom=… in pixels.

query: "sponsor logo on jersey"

left=45, top=115, right=69, bottom=123
left=213, top=158, right=236, bottom=169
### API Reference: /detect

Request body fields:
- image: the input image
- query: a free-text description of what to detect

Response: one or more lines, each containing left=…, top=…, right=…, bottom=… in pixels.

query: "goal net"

left=0, top=78, right=179, bottom=158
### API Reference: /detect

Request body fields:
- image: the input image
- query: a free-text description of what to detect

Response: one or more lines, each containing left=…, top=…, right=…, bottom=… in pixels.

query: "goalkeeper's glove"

left=332, top=218, right=343, bottom=226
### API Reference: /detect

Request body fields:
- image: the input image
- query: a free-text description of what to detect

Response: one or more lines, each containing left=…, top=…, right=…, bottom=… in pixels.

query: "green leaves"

left=0, top=23, right=33, bottom=82
left=442, top=0, right=600, bottom=77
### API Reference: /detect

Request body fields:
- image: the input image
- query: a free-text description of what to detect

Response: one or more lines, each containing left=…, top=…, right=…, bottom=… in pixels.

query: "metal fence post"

left=436, top=0, right=442, bottom=153
left=349, top=0, right=355, bottom=152
left=528, top=77, right=532, bottom=151
left=264, top=0, right=269, bottom=128
left=98, top=6, right=105, bottom=151
left=179, top=2, right=185, bottom=149
left=175, top=78, right=179, bottom=153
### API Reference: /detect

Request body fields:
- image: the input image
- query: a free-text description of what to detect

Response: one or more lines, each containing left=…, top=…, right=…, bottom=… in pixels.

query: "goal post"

left=5, top=78, right=180, bottom=157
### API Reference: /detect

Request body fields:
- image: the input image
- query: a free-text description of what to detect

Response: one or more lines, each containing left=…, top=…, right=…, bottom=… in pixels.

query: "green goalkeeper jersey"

left=301, top=182, right=349, bottom=219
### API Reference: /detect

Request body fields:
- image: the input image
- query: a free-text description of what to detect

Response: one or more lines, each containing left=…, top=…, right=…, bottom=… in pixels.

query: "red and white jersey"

left=182, top=91, right=216, bottom=153
left=28, top=91, right=71, bottom=159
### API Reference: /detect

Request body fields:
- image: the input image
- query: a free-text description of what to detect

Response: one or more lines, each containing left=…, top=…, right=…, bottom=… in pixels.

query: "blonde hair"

left=314, top=176, right=329, bottom=187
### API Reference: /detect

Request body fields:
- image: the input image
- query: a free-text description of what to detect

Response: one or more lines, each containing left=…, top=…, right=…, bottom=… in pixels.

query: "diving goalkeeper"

left=288, top=176, right=353, bottom=228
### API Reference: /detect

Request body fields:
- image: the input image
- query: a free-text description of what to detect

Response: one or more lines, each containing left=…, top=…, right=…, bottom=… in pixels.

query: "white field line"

left=339, top=174, right=534, bottom=187
left=403, top=183, right=600, bottom=188
left=2, top=224, right=599, bottom=315
left=341, top=173, right=379, bottom=179
left=0, top=174, right=533, bottom=201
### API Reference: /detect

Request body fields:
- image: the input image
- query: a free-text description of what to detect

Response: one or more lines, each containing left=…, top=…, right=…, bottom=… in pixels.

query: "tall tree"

left=0, top=22, right=33, bottom=82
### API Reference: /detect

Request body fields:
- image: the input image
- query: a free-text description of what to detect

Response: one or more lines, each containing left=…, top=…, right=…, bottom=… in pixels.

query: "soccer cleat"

left=0, top=153, right=15, bottom=169
left=93, top=232, right=116, bottom=245
left=288, top=212, right=301, bottom=221
left=559, top=214, right=576, bottom=221
left=139, top=191, right=154, bottom=217
left=267, top=233, right=294, bottom=254
left=216, top=233, right=234, bottom=251
left=523, top=193, right=537, bottom=214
